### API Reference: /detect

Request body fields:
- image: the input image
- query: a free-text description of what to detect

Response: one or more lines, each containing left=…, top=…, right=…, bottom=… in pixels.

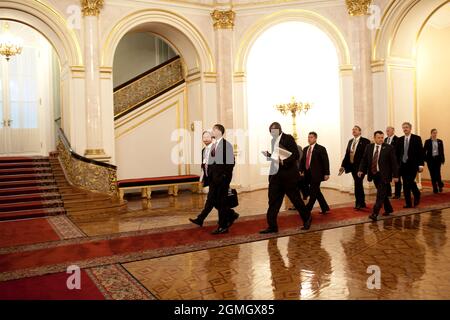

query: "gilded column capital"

left=81, top=0, right=104, bottom=17
left=211, top=10, right=236, bottom=29
left=345, top=0, right=372, bottom=16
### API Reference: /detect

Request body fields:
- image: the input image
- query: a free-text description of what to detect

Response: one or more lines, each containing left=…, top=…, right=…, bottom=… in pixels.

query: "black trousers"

left=400, top=163, right=420, bottom=206
left=387, top=178, right=402, bottom=197
left=196, top=190, right=215, bottom=222
left=351, top=169, right=366, bottom=206
left=266, top=174, right=310, bottom=230
left=305, top=170, right=329, bottom=212
left=372, top=174, right=393, bottom=215
left=427, top=157, right=444, bottom=191
left=208, top=175, right=236, bottom=229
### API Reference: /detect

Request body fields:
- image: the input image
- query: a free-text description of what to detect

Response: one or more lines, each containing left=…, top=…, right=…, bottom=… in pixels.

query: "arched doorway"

left=416, top=3, right=450, bottom=181
left=374, top=0, right=450, bottom=181
left=0, top=20, right=60, bottom=156
left=102, top=10, right=215, bottom=181
left=246, top=21, right=341, bottom=188
left=233, top=10, right=352, bottom=191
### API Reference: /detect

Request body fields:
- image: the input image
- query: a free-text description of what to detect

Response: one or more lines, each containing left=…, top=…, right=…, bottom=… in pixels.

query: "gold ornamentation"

left=57, top=139, right=118, bottom=197
left=113, top=58, right=184, bottom=118
left=84, top=148, right=106, bottom=156
left=211, top=10, right=235, bottom=29
left=81, top=0, right=104, bottom=17
left=0, top=22, right=23, bottom=61
left=345, top=0, right=372, bottom=16
left=275, top=97, right=312, bottom=142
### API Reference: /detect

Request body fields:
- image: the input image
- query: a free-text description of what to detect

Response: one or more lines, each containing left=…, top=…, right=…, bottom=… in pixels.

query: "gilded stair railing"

left=113, top=55, right=184, bottom=120
left=56, top=128, right=119, bottom=197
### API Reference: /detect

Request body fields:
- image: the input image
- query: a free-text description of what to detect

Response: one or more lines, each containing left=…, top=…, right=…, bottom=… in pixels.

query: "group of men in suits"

left=342, top=122, right=445, bottom=221
left=190, top=121, right=445, bottom=233
left=189, top=124, right=239, bottom=235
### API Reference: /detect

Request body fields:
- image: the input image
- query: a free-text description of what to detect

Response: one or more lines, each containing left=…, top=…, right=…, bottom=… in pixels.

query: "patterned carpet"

left=0, top=188, right=449, bottom=299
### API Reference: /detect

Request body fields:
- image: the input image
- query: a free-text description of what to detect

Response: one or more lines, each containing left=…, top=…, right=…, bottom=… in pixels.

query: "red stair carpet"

left=0, top=156, right=65, bottom=221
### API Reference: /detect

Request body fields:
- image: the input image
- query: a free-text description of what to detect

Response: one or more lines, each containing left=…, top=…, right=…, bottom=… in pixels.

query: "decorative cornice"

left=211, top=10, right=236, bottom=29
left=345, top=0, right=372, bottom=16
left=81, top=0, right=104, bottom=17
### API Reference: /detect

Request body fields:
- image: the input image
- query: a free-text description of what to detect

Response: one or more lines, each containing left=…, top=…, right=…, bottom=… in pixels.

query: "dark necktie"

left=210, top=142, right=217, bottom=157
left=371, top=145, right=379, bottom=175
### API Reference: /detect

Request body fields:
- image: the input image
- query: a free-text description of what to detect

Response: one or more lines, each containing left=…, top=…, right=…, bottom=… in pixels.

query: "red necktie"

left=371, top=145, right=379, bottom=175
left=306, top=146, right=312, bottom=170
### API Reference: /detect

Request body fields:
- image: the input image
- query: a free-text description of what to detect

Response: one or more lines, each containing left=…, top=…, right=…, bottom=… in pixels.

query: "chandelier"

left=274, top=97, right=312, bottom=141
left=0, top=22, right=23, bottom=61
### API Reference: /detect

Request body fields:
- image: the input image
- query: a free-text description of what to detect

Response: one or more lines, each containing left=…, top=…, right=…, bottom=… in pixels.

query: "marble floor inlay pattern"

left=122, top=209, right=450, bottom=300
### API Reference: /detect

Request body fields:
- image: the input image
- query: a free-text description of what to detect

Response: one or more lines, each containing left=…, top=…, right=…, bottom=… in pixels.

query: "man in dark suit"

left=339, top=125, right=370, bottom=210
left=424, top=129, right=445, bottom=193
left=358, top=131, right=399, bottom=221
left=189, top=131, right=215, bottom=227
left=260, top=122, right=311, bottom=234
left=206, top=124, right=239, bottom=234
left=396, top=122, right=424, bottom=208
left=300, top=132, right=330, bottom=214
left=384, top=126, right=402, bottom=198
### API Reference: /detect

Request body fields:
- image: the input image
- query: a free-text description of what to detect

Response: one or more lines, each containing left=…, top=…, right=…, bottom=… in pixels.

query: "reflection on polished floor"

left=70, top=188, right=361, bottom=236
left=123, top=209, right=450, bottom=300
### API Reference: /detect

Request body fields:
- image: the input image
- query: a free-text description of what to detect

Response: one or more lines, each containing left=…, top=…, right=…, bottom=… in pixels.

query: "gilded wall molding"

left=211, top=10, right=236, bottom=29
left=345, top=0, right=372, bottom=16
left=81, top=0, right=104, bottom=17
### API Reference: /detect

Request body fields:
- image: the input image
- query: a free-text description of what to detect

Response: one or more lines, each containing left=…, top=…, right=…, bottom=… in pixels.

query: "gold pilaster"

left=345, top=0, right=372, bottom=16
left=211, top=10, right=236, bottom=29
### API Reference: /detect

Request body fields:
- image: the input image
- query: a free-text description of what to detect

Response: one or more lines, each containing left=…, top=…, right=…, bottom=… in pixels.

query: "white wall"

left=113, top=32, right=176, bottom=88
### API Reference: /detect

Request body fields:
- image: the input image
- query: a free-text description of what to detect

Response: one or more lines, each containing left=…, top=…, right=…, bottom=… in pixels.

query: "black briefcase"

left=227, top=188, right=239, bottom=208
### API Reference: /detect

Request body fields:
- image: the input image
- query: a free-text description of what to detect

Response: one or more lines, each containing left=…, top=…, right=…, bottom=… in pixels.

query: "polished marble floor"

left=122, top=209, right=450, bottom=300
left=70, top=188, right=362, bottom=236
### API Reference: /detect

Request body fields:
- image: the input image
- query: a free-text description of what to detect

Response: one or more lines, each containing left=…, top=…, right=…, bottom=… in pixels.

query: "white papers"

left=270, top=147, right=292, bottom=161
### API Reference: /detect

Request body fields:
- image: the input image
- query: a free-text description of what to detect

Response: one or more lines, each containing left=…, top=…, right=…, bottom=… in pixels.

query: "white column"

left=81, top=0, right=109, bottom=160
left=347, top=1, right=374, bottom=136
left=211, top=8, right=235, bottom=129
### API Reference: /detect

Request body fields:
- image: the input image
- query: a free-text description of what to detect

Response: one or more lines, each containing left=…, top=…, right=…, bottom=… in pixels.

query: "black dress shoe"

left=368, top=213, right=378, bottom=222
left=228, top=213, right=240, bottom=227
left=211, top=227, right=228, bottom=235
left=433, top=189, right=439, bottom=194
left=189, top=218, right=203, bottom=227
left=403, top=205, right=413, bottom=209
left=301, top=216, right=312, bottom=230
left=392, top=195, right=401, bottom=199
left=439, top=186, right=444, bottom=193
left=259, top=228, right=278, bottom=234
left=320, top=209, right=330, bottom=214
left=382, top=211, right=393, bottom=216
left=414, top=199, right=420, bottom=207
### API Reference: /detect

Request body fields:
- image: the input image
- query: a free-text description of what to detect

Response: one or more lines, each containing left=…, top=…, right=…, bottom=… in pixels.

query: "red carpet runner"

left=1, top=190, right=450, bottom=282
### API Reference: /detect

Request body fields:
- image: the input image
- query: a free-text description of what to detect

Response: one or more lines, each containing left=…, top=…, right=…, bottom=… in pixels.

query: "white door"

left=0, top=47, right=42, bottom=156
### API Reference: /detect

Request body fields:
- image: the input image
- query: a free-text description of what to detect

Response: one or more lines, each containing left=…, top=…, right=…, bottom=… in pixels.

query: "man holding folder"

left=260, top=122, right=312, bottom=234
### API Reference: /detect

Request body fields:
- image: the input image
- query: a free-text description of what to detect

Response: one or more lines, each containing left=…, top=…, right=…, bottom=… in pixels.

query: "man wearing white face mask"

left=260, top=122, right=311, bottom=234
